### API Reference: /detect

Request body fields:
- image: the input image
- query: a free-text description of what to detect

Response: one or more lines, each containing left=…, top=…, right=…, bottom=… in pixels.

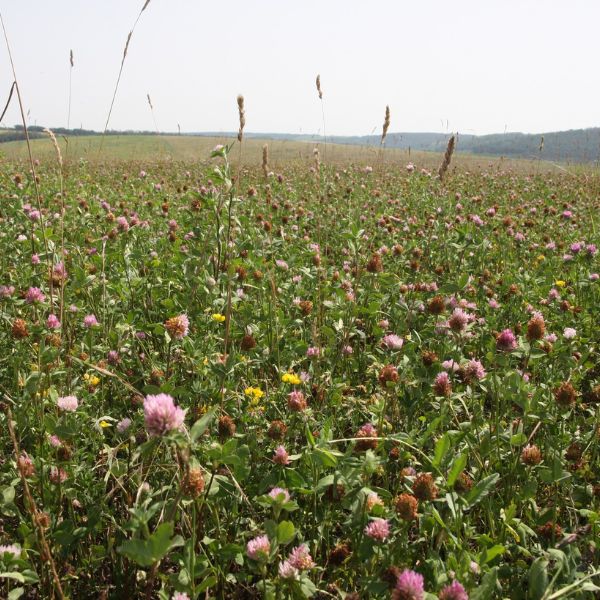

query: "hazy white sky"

left=0, top=0, right=598, bottom=136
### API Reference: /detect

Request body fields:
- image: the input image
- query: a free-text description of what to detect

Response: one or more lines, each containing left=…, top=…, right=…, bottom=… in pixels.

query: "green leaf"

left=432, top=433, right=451, bottom=468
left=471, top=567, right=498, bottom=600
left=190, top=408, right=217, bottom=442
left=277, top=521, right=295, bottom=545
left=510, top=433, right=528, bottom=446
left=481, top=544, right=506, bottom=564
left=528, top=557, right=548, bottom=599
left=0, top=572, right=25, bottom=583
left=117, top=522, right=178, bottom=567
left=465, top=473, right=499, bottom=508
left=197, top=575, right=218, bottom=593
left=8, top=588, right=24, bottom=600
left=1, top=486, right=15, bottom=505
left=312, top=448, right=338, bottom=468
left=447, top=452, right=468, bottom=487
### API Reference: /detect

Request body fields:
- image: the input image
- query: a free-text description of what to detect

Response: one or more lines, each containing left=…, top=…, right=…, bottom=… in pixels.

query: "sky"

left=0, top=0, right=599, bottom=137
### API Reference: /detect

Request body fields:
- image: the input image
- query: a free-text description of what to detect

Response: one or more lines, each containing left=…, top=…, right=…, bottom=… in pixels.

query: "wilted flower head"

left=17, top=452, right=35, bottom=477
left=165, top=314, right=189, bottom=339
left=107, top=350, right=120, bottom=365
left=116, top=216, right=129, bottom=231
left=526, top=312, right=545, bottom=341
left=496, top=328, right=517, bottom=351
left=287, top=390, right=307, bottom=412
left=379, top=364, right=399, bottom=387
left=366, top=492, right=384, bottom=511
left=463, top=359, right=486, bottom=382
left=50, top=466, right=68, bottom=484
left=433, top=371, right=452, bottom=397
left=273, top=445, right=290, bottom=465
left=246, top=535, right=270, bottom=561
left=143, top=394, right=185, bottom=436
left=448, top=308, right=469, bottom=332
left=355, top=422, right=378, bottom=451
left=53, top=262, right=68, bottom=281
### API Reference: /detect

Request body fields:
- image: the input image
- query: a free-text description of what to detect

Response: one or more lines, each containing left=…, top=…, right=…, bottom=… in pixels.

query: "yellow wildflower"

left=282, top=373, right=301, bottom=385
left=212, top=313, right=226, bottom=323
left=555, top=280, right=566, bottom=288
left=99, top=420, right=111, bottom=428
left=84, top=373, right=100, bottom=387
left=244, top=386, right=264, bottom=400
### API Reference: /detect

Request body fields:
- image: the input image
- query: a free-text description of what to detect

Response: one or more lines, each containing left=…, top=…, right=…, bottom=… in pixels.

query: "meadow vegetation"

left=0, top=137, right=599, bottom=599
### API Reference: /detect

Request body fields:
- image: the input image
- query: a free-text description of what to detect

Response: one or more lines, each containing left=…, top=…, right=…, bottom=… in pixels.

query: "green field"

left=0, top=133, right=572, bottom=173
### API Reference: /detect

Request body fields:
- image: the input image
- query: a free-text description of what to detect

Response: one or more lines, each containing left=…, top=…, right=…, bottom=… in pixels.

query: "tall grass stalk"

left=316, top=74, right=326, bottom=161
left=0, top=11, right=54, bottom=312
left=99, top=0, right=152, bottom=154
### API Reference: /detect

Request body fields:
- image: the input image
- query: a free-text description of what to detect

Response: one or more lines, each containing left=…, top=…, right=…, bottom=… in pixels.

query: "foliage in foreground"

left=0, top=147, right=599, bottom=599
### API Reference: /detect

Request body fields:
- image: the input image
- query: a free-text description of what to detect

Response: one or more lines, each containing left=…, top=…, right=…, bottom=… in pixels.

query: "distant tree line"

left=2, top=124, right=600, bottom=164
left=0, top=125, right=170, bottom=143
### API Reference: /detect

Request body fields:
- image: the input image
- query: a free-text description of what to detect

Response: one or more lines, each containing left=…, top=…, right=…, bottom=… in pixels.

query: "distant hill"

left=2, top=125, right=600, bottom=164
left=333, top=130, right=600, bottom=164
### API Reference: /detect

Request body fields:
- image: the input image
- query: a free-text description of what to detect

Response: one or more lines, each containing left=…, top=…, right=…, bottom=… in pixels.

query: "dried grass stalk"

left=316, top=74, right=323, bottom=99
left=381, top=105, right=390, bottom=146
left=438, top=134, right=455, bottom=181
left=69, top=49, right=74, bottom=67
left=237, top=94, right=245, bottom=142
left=44, top=128, right=63, bottom=167
left=262, top=144, right=269, bottom=178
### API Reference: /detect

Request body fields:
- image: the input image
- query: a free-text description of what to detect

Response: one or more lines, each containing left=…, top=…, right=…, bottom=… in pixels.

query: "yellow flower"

left=555, top=280, right=566, bottom=288
left=99, top=420, right=111, bottom=428
left=84, top=373, right=101, bottom=387
left=282, top=373, right=301, bottom=385
left=536, top=254, right=545, bottom=262
left=244, top=386, right=264, bottom=400
left=212, top=313, right=226, bottom=323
